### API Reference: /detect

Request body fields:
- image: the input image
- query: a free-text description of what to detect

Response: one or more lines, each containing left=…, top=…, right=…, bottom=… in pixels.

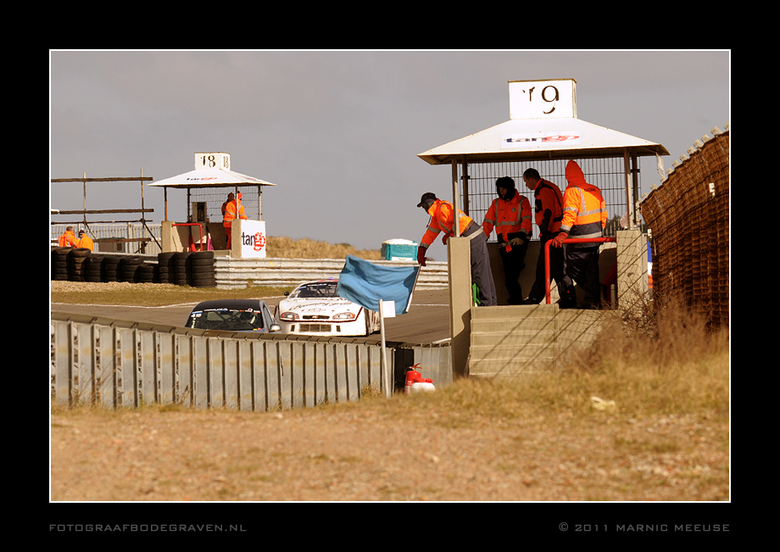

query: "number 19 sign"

left=508, top=79, right=577, bottom=120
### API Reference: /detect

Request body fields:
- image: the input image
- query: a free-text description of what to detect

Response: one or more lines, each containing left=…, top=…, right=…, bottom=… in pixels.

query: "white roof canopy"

left=418, top=79, right=669, bottom=165
left=416, top=79, right=669, bottom=229
left=418, top=116, right=669, bottom=165
left=149, top=152, right=277, bottom=188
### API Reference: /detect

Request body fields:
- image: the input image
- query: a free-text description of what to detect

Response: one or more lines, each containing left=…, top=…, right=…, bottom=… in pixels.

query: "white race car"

left=275, top=279, right=380, bottom=336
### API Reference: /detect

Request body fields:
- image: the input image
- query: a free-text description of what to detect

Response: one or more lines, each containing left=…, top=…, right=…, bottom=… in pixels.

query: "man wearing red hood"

left=552, top=160, right=607, bottom=308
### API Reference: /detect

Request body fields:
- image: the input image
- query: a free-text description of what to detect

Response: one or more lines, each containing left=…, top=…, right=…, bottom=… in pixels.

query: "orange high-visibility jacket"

left=76, top=234, right=94, bottom=251
left=533, top=179, right=564, bottom=235
left=482, top=192, right=532, bottom=243
left=223, top=195, right=247, bottom=226
left=560, top=161, right=607, bottom=241
left=419, top=199, right=474, bottom=249
left=58, top=230, right=76, bottom=247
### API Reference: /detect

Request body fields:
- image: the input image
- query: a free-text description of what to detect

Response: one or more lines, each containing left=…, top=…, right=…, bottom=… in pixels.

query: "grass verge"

left=50, top=281, right=292, bottom=306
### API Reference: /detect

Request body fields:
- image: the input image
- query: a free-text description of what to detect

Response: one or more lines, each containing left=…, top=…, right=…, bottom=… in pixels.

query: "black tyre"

left=103, top=256, right=120, bottom=282
left=137, top=263, right=155, bottom=283
left=85, top=255, right=104, bottom=282
left=67, top=248, right=90, bottom=281
left=174, top=252, right=192, bottom=286
left=157, top=252, right=176, bottom=284
left=120, top=256, right=142, bottom=283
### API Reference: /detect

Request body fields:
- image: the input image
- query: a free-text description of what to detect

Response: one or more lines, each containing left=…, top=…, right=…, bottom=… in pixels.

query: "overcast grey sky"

left=49, top=50, right=729, bottom=252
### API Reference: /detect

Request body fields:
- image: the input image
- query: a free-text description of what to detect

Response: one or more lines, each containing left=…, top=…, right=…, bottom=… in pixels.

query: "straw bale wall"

left=639, top=128, right=729, bottom=329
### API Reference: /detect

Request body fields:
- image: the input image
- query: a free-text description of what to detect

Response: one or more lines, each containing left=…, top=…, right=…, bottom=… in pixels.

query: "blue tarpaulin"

left=337, top=255, right=420, bottom=316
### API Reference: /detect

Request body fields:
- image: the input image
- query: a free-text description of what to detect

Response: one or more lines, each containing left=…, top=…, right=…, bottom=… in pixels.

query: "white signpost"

left=236, top=219, right=268, bottom=258
left=378, top=299, right=395, bottom=398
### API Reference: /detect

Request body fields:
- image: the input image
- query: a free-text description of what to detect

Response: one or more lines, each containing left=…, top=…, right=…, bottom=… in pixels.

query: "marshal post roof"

left=418, top=79, right=669, bottom=165
left=149, top=152, right=277, bottom=189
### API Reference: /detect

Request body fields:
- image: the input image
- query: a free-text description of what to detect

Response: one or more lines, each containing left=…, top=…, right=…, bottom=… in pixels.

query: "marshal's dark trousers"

left=563, top=245, right=601, bottom=307
left=498, top=239, right=528, bottom=304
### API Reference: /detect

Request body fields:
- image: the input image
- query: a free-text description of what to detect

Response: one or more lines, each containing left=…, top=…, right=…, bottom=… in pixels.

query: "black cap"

left=417, top=192, right=437, bottom=209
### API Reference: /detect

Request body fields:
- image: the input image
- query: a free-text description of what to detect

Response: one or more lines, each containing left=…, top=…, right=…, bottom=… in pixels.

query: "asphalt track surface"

left=50, top=289, right=452, bottom=345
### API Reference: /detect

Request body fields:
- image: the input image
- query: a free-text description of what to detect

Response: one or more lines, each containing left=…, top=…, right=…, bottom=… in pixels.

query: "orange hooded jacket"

left=560, top=160, right=607, bottom=241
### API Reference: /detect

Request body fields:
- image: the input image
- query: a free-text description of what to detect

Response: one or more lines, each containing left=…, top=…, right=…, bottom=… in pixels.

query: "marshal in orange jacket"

left=76, top=233, right=94, bottom=251
left=559, top=160, right=607, bottom=242
left=482, top=191, right=532, bottom=244
left=419, top=199, right=474, bottom=250
left=58, top=228, right=76, bottom=247
left=222, top=192, right=248, bottom=226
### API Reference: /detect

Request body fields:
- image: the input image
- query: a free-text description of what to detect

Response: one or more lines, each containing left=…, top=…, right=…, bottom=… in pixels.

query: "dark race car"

left=185, top=299, right=281, bottom=333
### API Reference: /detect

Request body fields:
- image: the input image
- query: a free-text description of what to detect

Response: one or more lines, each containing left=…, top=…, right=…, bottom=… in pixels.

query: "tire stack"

left=119, top=256, right=143, bottom=283
left=137, top=261, right=155, bottom=283
left=50, top=249, right=214, bottom=287
left=157, top=252, right=176, bottom=284
left=102, top=255, right=121, bottom=282
left=174, top=252, right=192, bottom=286
left=85, top=254, right=104, bottom=282
left=51, top=248, right=70, bottom=280
left=67, top=248, right=91, bottom=282
left=190, top=251, right=216, bottom=287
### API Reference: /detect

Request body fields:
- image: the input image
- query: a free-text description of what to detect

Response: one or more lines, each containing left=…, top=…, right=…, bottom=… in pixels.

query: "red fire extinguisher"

left=405, top=363, right=435, bottom=394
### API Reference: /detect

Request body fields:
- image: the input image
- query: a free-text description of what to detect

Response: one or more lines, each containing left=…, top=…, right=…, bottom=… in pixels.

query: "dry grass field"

left=264, top=236, right=382, bottom=260
left=50, top=237, right=729, bottom=504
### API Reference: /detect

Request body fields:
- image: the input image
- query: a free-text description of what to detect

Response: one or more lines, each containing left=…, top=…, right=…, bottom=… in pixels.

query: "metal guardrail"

left=213, top=257, right=449, bottom=290
left=50, top=312, right=451, bottom=412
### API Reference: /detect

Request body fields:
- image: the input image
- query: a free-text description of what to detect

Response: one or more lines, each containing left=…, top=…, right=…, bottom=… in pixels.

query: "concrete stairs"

left=468, top=304, right=615, bottom=378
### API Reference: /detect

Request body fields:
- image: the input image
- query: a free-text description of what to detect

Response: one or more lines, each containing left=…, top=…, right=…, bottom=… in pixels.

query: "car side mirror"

left=270, top=324, right=282, bottom=333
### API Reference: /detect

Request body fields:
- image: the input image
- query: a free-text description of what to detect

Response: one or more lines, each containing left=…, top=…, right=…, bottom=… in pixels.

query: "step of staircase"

left=469, top=304, right=559, bottom=377
left=467, top=304, right=617, bottom=378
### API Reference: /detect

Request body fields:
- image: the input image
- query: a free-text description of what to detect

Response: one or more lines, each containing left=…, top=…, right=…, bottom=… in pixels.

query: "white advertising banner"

left=239, top=220, right=268, bottom=258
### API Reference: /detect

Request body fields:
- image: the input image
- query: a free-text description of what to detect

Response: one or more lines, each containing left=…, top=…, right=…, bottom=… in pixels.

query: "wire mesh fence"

left=640, top=129, right=729, bottom=330
left=460, top=157, right=634, bottom=240
left=189, top=186, right=263, bottom=223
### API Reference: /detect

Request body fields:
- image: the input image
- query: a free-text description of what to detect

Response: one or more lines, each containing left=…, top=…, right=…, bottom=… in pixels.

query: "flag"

left=337, top=255, right=420, bottom=316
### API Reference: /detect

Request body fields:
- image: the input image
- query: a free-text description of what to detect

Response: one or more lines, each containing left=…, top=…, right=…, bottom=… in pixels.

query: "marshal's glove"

left=417, top=246, right=427, bottom=266
left=551, top=232, right=568, bottom=248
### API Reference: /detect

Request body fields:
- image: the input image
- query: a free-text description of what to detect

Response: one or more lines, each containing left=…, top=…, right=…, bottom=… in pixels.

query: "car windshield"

left=289, top=282, right=339, bottom=299
left=186, top=308, right=266, bottom=331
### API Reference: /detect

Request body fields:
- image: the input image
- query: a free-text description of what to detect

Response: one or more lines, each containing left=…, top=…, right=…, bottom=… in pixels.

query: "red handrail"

left=544, top=237, right=616, bottom=304
left=172, top=222, right=204, bottom=252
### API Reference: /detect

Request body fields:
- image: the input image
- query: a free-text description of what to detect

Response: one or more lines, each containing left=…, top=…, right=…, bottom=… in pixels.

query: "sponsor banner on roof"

left=501, top=132, right=581, bottom=149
